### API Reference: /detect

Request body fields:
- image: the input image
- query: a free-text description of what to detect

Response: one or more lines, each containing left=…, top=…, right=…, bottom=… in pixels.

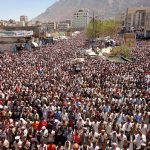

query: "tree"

left=86, top=20, right=121, bottom=39
left=110, top=45, right=131, bottom=58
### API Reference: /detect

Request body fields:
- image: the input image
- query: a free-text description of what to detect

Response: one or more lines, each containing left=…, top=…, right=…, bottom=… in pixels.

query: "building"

left=20, top=16, right=28, bottom=27
left=0, top=18, right=28, bottom=27
left=0, top=20, right=19, bottom=27
left=125, top=7, right=150, bottom=37
left=19, top=21, right=26, bottom=27
left=49, top=22, right=57, bottom=31
left=35, top=21, right=42, bottom=26
left=41, top=22, right=57, bottom=32
left=5, top=20, right=19, bottom=27
left=41, top=23, right=49, bottom=32
left=47, top=22, right=57, bottom=31
left=20, top=16, right=28, bottom=23
left=72, top=9, right=90, bottom=29
left=60, top=20, right=72, bottom=27
left=144, top=12, right=150, bottom=37
left=0, top=20, right=8, bottom=27
left=58, top=23, right=70, bottom=31
left=27, top=21, right=34, bottom=27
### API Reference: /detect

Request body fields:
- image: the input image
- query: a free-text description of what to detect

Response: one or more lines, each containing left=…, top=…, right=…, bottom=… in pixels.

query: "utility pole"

left=93, top=11, right=95, bottom=39
left=91, top=11, right=97, bottom=51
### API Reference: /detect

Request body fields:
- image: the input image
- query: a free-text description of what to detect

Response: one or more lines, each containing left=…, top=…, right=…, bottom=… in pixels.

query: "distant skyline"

left=0, top=0, right=58, bottom=21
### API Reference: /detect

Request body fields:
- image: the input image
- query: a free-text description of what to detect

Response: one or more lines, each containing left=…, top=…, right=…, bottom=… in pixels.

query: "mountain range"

left=33, top=0, right=150, bottom=22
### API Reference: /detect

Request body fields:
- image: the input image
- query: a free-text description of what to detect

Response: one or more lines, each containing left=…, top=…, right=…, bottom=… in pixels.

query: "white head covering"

left=0, top=105, right=3, bottom=109
left=15, top=136, right=20, bottom=140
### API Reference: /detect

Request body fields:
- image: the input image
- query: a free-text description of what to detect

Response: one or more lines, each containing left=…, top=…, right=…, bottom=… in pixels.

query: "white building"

left=72, top=9, right=90, bottom=29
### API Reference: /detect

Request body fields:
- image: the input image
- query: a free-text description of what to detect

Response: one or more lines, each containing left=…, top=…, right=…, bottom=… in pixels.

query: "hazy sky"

left=0, top=0, right=57, bottom=21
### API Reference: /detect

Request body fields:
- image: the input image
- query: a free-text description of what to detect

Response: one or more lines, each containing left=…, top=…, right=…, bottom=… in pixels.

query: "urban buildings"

left=144, top=12, right=150, bottom=37
left=20, top=16, right=28, bottom=27
left=48, top=22, right=57, bottom=31
left=60, top=20, right=72, bottom=27
left=0, top=20, right=8, bottom=27
left=125, top=6, right=150, bottom=37
left=35, top=21, right=42, bottom=26
left=20, top=16, right=28, bottom=23
left=19, top=21, right=26, bottom=27
left=41, top=22, right=57, bottom=32
left=58, top=23, right=70, bottom=31
left=0, top=19, right=19, bottom=27
left=72, top=9, right=90, bottom=29
left=0, top=16, right=29, bottom=27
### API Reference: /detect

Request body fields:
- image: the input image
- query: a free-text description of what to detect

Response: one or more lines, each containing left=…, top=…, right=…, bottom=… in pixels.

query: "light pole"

left=91, top=11, right=98, bottom=52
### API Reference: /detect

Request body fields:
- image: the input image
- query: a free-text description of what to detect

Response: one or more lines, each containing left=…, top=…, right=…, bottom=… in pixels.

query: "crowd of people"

left=0, top=32, right=149, bottom=150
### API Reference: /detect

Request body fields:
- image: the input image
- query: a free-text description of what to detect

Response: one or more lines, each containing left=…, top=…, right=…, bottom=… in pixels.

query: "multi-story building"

left=20, top=16, right=28, bottom=23
left=144, top=12, right=150, bottom=37
left=72, top=9, right=90, bottom=29
left=58, top=23, right=70, bottom=31
left=19, top=21, right=26, bottom=27
left=20, top=16, right=28, bottom=27
left=125, top=7, right=150, bottom=37
left=60, top=20, right=72, bottom=27
left=48, top=22, right=57, bottom=31
left=41, top=22, right=57, bottom=32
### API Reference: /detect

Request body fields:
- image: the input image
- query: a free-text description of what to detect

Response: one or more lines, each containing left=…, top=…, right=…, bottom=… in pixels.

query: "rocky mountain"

left=33, top=0, right=150, bottom=22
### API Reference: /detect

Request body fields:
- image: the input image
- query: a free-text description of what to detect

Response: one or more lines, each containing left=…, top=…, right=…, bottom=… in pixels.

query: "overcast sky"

left=0, top=0, right=57, bottom=21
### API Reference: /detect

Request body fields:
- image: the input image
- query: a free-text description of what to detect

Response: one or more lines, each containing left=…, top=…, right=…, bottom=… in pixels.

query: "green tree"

left=110, top=45, right=131, bottom=58
left=120, top=45, right=131, bottom=58
left=86, top=20, right=121, bottom=39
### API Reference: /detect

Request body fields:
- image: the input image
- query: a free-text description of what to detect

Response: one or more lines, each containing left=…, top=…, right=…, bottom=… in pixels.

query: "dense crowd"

left=0, top=33, right=149, bottom=150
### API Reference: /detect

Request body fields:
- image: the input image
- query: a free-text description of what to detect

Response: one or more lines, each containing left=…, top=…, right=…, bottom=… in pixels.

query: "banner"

left=0, top=31, right=16, bottom=37
left=124, top=33, right=136, bottom=47
left=0, top=31, right=33, bottom=37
